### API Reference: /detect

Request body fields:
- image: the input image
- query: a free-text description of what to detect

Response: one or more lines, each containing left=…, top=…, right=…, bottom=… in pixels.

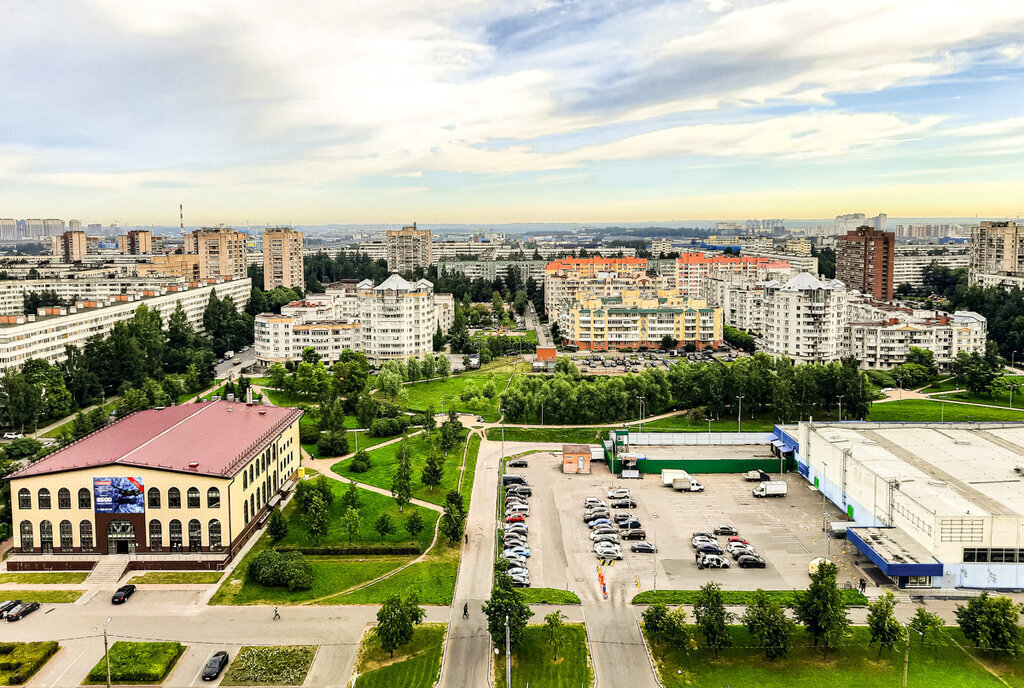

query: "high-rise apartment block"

left=192, top=228, right=247, bottom=280
left=386, top=224, right=432, bottom=273
left=969, top=221, right=1024, bottom=287
left=43, top=219, right=65, bottom=236
left=0, top=219, right=15, bottom=240
left=68, top=219, right=81, bottom=232
left=263, top=227, right=304, bottom=290
left=762, top=273, right=849, bottom=364
left=118, top=229, right=152, bottom=255
left=23, top=219, right=44, bottom=238
left=836, top=226, right=895, bottom=300
left=675, top=252, right=790, bottom=297
left=59, top=231, right=87, bottom=263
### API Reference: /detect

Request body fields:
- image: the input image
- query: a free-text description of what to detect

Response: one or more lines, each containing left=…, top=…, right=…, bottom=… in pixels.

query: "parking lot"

left=503, top=453, right=862, bottom=603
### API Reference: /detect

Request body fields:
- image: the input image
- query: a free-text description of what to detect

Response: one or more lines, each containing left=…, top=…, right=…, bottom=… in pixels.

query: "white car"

left=594, top=545, right=623, bottom=560
left=727, top=540, right=753, bottom=553
left=505, top=524, right=528, bottom=535
left=594, top=541, right=622, bottom=554
left=692, top=536, right=717, bottom=548
left=607, top=488, right=630, bottom=500
left=589, top=527, right=618, bottom=540
left=500, top=553, right=527, bottom=567
left=3, top=433, right=23, bottom=440
left=583, top=498, right=606, bottom=509
left=507, top=566, right=529, bottom=578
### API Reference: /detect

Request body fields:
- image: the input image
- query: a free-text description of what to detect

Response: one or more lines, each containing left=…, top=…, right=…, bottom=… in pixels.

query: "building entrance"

left=107, top=520, right=136, bottom=554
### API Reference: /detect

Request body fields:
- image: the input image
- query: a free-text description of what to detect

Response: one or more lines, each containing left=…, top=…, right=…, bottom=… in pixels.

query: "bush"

left=86, top=642, right=184, bottom=683
left=299, top=423, right=321, bottom=444
left=247, top=549, right=313, bottom=591
left=378, top=401, right=401, bottom=418
left=369, top=416, right=410, bottom=437
left=316, top=431, right=349, bottom=457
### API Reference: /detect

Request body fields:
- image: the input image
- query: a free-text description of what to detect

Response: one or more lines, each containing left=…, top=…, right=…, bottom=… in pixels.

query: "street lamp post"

left=636, top=396, right=646, bottom=432
left=737, top=395, right=744, bottom=433
left=898, top=380, right=903, bottom=400
left=837, top=394, right=844, bottom=422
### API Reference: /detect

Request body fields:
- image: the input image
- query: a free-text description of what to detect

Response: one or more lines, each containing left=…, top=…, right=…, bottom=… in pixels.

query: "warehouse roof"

left=11, top=401, right=302, bottom=480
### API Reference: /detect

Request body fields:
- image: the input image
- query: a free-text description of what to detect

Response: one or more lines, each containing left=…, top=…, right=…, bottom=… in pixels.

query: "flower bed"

left=220, top=645, right=317, bottom=686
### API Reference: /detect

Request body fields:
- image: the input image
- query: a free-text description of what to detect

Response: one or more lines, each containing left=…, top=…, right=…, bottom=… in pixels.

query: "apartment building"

left=437, top=259, right=546, bottom=285
left=0, top=276, right=188, bottom=316
left=0, top=219, right=16, bottom=240
left=192, top=228, right=247, bottom=280
left=354, top=241, right=387, bottom=261
left=386, top=224, right=432, bottom=273
left=136, top=255, right=202, bottom=281
left=118, top=230, right=152, bottom=255
left=43, top=219, right=65, bottom=237
left=846, top=308, right=986, bottom=370
left=675, top=252, right=791, bottom=297
left=558, top=290, right=722, bottom=351
left=651, top=238, right=674, bottom=256
left=254, top=274, right=447, bottom=365
left=784, top=238, right=813, bottom=255
left=836, top=226, right=895, bottom=301
left=0, top=278, right=250, bottom=371
left=740, top=248, right=819, bottom=275
left=543, top=256, right=654, bottom=320
left=893, top=247, right=970, bottom=289
left=58, top=231, right=87, bottom=263
left=761, top=273, right=848, bottom=364
left=262, top=227, right=304, bottom=290
left=970, top=221, right=1024, bottom=287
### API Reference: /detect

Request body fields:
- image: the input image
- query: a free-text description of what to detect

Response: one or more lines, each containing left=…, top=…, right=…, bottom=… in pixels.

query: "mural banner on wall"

left=93, top=477, right=145, bottom=514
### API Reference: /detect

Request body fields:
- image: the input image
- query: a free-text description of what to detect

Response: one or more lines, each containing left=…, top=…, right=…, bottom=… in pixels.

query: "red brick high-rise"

left=836, top=226, right=895, bottom=300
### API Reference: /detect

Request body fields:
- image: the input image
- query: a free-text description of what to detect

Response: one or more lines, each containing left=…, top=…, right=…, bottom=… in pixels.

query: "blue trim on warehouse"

left=846, top=528, right=944, bottom=577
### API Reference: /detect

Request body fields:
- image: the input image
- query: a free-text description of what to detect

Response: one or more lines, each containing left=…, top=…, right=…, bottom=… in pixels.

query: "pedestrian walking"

left=273, top=606, right=281, bottom=620
left=463, top=603, right=469, bottom=619
left=464, top=533, right=468, bottom=545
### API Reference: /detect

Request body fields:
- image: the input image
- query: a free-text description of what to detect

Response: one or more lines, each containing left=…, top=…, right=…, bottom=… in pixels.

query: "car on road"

left=621, top=529, right=647, bottom=540
left=699, top=554, right=730, bottom=569
left=111, top=584, right=136, bottom=604
left=696, top=543, right=724, bottom=556
left=617, top=518, right=641, bottom=530
left=592, top=533, right=620, bottom=544
left=503, top=546, right=531, bottom=558
left=610, top=499, right=637, bottom=509
left=587, top=518, right=612, bottom=529
left=2, top=433, right=23, bottom=440
left=607, top=488, right=630, bottom=500
left=631, top=541, right=658, bottom=553
left=202, top=651, right=230, bottom=681
left=6, top=601, right=40, bottom=621
left=589, top=526, right=618, bottom=539
left=583, top=498, right=606, bottom=508
left=713, top=525, right=738, bottom=536
left=0, top=600, right=21, bottom=618
left=505, top=514, right=525, bottom=524
left=737, top=554, right=767, bottom=568
left=508, top=458, right=529, bottom=468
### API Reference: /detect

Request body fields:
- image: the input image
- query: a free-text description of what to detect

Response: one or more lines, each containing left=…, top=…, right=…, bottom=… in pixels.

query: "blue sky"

left=0, top=0, right=1022, bottom=224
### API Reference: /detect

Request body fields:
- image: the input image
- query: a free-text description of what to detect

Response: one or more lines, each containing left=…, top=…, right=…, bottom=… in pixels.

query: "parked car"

left=508, top=458, right=529, bottom=468
left=631, top=541, right=658, bottom=553
left=730, top=545, right=757, bottom=559
left=502, top=546, right=531, bottom=558
left=621, top=529, right=647, bottom=540
left=727, top=540, right=753, bottom=553
left=587, top=518, right=612, bottom=529
left=610, top=499, right=637, bottom=509
left=618, top=518, right=642, bottom=530
left=589, top=526, right=618, bottom=539
left=201, top=651, right=230, bottom=681
left=713, top=525, right=738, bottom=536
left=111, top=584, right=136, bottom=604
left=505, top=514, right=525, bottom=524
left=507, top=485, right=532, bottom=497
left=505, top=523, right=528, bottom=534
left=691, top=536, right=717, bottom=548
left=592, top=533, right=620, bottom=544
left=607, top=488, right=630, bottom=500
left=583, top=498, right=606, bottom=508
left=509, top=575, right=531, bottom=588
left=699, top=554, right=730, bottom=569
left=502, top=534, right=527, bottom=546
left=696, top=543, right=724, bottom=556
left=594, top=542, right=623, bottom=557
left=737, top=554, right=767, bottom=568
left=583, top=511, right=609, bottom=523
left=727, top=536, right=748, bottom=544
left=0, top=600, right=21, bottom=618
left=692, top=531, right=715, bottom=539
left=6, top=601, right=40, bottom=621
left=2, top=433, right=23, bottom=440
left=505, top=495, right=528, bottom=506
left=501, top=553, right=527, bottom=567
left=507, top=566, right=530, bottom=578
left=613, top=512, right=635, bottom=525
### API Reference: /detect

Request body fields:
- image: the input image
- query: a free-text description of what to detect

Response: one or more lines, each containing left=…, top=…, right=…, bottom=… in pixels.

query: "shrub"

left=316, top=431, right=349, bottom=457
left=369, top=416, right=410, bottom=437
left=86, top=642, right=184, bottom=683
left=247, top=549, right=313, bottom=591
left=378, top=401, right=401, bottom=418
left=299, top=423, right=321, bottom=444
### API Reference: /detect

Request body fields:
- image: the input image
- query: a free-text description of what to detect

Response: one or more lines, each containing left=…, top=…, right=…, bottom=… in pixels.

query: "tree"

left=316, top=430, right=350, bottom=457
left=405, top=511, right=424, bottom=538
left=349, top=448, right=372, bottom=473
left=660, top=335, right=679, bottom=350
left=544, top=609, right=567, bottom=658
left=867, top=591, right=903, bottom=657
left=793, top=560, right=850, bottom=652
left=742, top=589, right=795, bottom=660
left=340, top=480, right=362, bottom=512
left=435, top=353, right=451, bottom=380
left=421, top=353, right=436, bottom=380
left=440, top=490, right=466, bottom=544
left=641, top=603, right=669, bottom=640
left=0, top=371, right=42, bottom=432
left=406, top=357, right=422, bottom=385
left=693, top=581, right=733, bottom=658
left=909, top=606, right=946, bottom=657
left=340, top=507, right=362, bottom=543
left=301, top=347, right=321, bottom=364
left=955, top=592, right=1024, bottom=655
left=421, top=447, right=444, bottom=492
left=374, top=592, right=426, bottom=657
left=267, top=507, right=288, bottom=542
left=421, top=404, right=436, bottom=435
left=906, top=347, right=937, bottom=376
left=374, top=512, right=395, bottom=540
left=303, top=492, right=329, bottom=545
left=377, top=370, right=403, bottom=399
left=482, top=566, right=534, bottom=650
left=391, top=439, right=413, bottom=511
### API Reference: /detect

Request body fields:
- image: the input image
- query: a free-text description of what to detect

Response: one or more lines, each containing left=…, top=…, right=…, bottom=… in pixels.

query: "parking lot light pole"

left=737, top=396, right=744, bottom=433
left=837, top=394, right=844, bottom=422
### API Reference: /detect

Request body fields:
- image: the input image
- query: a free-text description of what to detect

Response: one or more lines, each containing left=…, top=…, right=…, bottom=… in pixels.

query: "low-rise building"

left=893, top=247, right=970, bottom=289
left=437, top=259, right=546, bottom=285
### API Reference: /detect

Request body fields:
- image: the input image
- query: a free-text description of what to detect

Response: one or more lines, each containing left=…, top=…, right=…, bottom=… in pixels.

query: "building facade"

left=544, top=257, right=651, bottom=320
left=970, top=221, right=1024, bottom=287
left=263, top=227, right=304, bottom=290
left=836, top=226, right=895, bottom=301
left=437, top=259, right=546, bottom=285
left=118, top=230, right=152, bottom=255
left=845, top=309, right=987, bottom=369
left=676, top=252, right=791, bottom=297
left=893, top=247, right=970, bottom=289
left=191, top=228, right=247, bottom=280
left=60, top=231, right=87, bottom=262
left=761, top=273, right=848, bottom=364
left=386, top=224, right=432, bottom=273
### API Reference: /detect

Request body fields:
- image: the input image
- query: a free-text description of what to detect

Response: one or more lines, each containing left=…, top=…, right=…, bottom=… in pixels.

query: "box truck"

left=743, top=469, right=770, bottom=482
left=752, top=480, right=788, bottom=498
left=673, top=476, right=704, bottom=492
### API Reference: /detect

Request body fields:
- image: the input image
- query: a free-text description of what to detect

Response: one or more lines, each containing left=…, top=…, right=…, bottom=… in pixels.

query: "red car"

left=728, top=536, right=748, bottom=544
left=506, top=514, right=525, bottom=523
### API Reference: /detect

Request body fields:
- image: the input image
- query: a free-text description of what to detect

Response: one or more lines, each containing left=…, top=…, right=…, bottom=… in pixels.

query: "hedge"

left=632, top=589, right=868, bottom=607
left=248, top=550, right=313, bottom=591
left=86, top=642, right=185, bottom=684
left=274, top=544, right=421, bottom=556
left=0, top=641, right=58, bottom=685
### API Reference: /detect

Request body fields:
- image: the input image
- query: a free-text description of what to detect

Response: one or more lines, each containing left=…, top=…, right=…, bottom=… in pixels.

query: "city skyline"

left=1, top=1, right=1023, bottom=223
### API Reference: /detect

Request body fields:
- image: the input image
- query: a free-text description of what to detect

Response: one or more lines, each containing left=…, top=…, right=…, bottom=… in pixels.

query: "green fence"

left=608, top=455, right=793, bottom=474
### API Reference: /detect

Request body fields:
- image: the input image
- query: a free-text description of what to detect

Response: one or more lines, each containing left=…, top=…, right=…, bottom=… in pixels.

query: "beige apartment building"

left=970, top=221, right=1024, bottom=287
left=9, top=401, right=301, bottom=568
left=59, top=230, right=87, bottom=262
left=118, top=230, right=152, bottom=255
left=386, top=224, right=432, bottom=273
left=190, top=227, right=247, bottom=280
left=263, top=227, right=304, bottom=290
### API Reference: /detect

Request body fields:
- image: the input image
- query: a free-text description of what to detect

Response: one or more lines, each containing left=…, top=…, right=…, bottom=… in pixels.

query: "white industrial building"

left=787, top=421, right=1024, bottom=590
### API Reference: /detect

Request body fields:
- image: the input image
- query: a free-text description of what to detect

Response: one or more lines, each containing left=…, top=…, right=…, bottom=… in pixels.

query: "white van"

left=505, top=503, right=530, bottom=517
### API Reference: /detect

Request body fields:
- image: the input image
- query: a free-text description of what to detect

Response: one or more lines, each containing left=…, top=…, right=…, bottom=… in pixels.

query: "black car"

left=713, top=525, right=738, bottom=536
left=611, top=499, right=637, bottom=509
left=111, top=584, right=136, bottom=605
left=618, top=519, right=642, bottom=530
left=737, top=554, right=767, bottom=569
left=202, top=651, right=230, bottom=681
left=583, top=511, right=609, bottom=523
left=696, top=543, right=724, bottom=556
left=508, top=458, right=529, bottom=468
left=507, top=485, right=532, bottom=497
left=621, top=529, right=647, bottom=540
left=0, top=600, right=21, bottom=618
left=631, top=542, right=658, bottom=553
left=6, top=601, right=40, bottom=621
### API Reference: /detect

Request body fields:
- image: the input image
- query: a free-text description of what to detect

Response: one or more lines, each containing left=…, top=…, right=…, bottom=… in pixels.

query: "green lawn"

left=84, top=641, right=186, bottom=685
left=949, top=628, right=1024, bottom=687
left=221, top=645, right=316, bottom=687
left=350, top=623, right=446, bottom=688
left=262, top=388, right=317, bottom=407
left=0, top=590, right=83, bottom=603
left=933, top=389, right=1024, bottom=410
left=494, top=623, right=593, bottom=688
left=921, top=377, right=959, bottom=393
left=648, top=626, right=1008, bottom=688
left=487, top=427, right=608, bottom=443
left=641, top=412, right=779, bottom=432
left=127, top=571, right=223, bottom=585
left=333, top=433, right=468, bottom=506
left=0, top=641, right=59, bottom=686
left=392, top=371, right=514, bottom=422
left=301, top=429, right=398, bottom=459
left=868, top=399, right=1024, bottom=422
left=633, top=589, right=867, bottom=606
left=520, top=588, right=581, bottom=605
left=460, top=434, right=481, bottom=499
left=323, top=544, right=460, bottom=606
left=0, top=572, right=87, bottom=584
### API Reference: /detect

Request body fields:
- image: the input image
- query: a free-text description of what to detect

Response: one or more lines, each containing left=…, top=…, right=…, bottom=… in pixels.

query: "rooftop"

left=12, top=401, right=302, bottom=480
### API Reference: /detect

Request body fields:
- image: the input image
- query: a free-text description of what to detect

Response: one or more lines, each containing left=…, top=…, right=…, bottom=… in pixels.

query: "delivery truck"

left=752, top=480, right=788, bottom=498
left=661, top=469, right=692, bottom=487
left=672, top=476, right=704, bottom=492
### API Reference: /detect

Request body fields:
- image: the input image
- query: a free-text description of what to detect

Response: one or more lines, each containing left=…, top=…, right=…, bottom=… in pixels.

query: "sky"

left=1, top=0, right=1023, bottom=225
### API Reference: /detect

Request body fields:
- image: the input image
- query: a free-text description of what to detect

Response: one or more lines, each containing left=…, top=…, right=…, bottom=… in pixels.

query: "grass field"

left=0, top=572, right=87, bottom=584
left=0, top=641, right=59, bottom=686
left=221, top=645, right=317, bottom=687
left=867, top=399, right=1024, bottom=422
left=394, top=371, right=513, bottom=422
left=648, top=626, right=1011, bottom=688
left=350, top=623, right=446, bottom=688
left=632, top=589, right=867, bottom=606
left=487, top=427, right=608, bottom=443
left=302, top=429, right=401, bottom=459
left=333, top=433, right=468, bottom=506
left=933, top=388, right=1024, bottom=410
left=520, top=588, right=582, bottom=605
left=323, top=544, right=460, bottom=606
left=262, top=388, right=317, bottom=407
left=0, top=590, right=84, bottom=603
left=84, top=641, right=186, bottom=685
left=128, top=571, right=224, bottom=585
left=494, top=623, right=593, bottom=688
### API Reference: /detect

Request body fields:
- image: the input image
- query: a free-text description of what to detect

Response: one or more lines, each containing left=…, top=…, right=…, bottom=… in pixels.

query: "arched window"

left=243, top=471, right=248, bottom=489
left=59, top=520, right=73, bottom=550
left=38, top=488, right=51, bottom=509
left=19, top=521, right=33, bottom=552
left=17, top=488, right=30, bottom=509
left=243, top=501, right=249, bottom=522
left=249, top=465, right=254, bottom=483
left=149, top=520, right=162, bottom=551
left=250, top=495, right=255, bottom=518
left=187, top=487, right=200, bottom=509
left=80, top=520, right=93, bottom=551
left=168, top=487, right=181, bottom=509
left=39, top=520, right=53, bottom=553
left=263, top=481, right=268, bottom=502
left=57, top=488, right=71, bottom=509
left=207, top=488, right=220, bottom=509
left=188, top=519, right=201, bottom=551
left=169, top=519, right=182, bottom=551
left=209, top=519, right=222, bottom=551
left=148, top=488, right=161, bottom=509
left=78, top=488, right=91, bottom=509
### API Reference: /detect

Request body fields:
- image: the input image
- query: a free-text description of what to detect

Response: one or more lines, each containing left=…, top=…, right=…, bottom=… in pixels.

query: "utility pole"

left=103, top=619, right=112, bottom=688
left=837, top=394, right=844, bottom=422
left=505, top=613, right=511, bottom=688
left=737, top=395, right=744, bottom=433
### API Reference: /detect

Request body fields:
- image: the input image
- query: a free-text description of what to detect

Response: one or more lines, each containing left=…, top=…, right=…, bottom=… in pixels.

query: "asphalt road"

left=213, top=347, right=257, bottom=380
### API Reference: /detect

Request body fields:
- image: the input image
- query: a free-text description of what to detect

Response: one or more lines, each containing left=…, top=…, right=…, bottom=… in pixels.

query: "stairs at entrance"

left=87, top=555, right=129, bottom=585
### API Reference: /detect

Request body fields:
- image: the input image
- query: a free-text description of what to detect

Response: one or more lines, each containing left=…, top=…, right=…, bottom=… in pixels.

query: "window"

left=149, top=520, right=162, bottom=551
left=209, top=519, right=222, bottom=551
left=187, top=487, right=200, bottom=509
left=39, top=520, right=53, bottom=553
left=250, top=495, right=255, bottom=519
left=80, top=520, right=93, bottom=551
left=168, top=487, right=181, bottom=509
left=58, top=488, right=71, bottom=509
left=207, top=488, right=220, bottom=509
left=18, top=488, right=30, bottom=510
left=169, top=519, right=183, bottom=551
left=188, top=519, right=202, bottom=551
left=60, top=520, right=73, bottom=550
left=249, top=466, right=254, bottom=484
left=19, top=521, right=33, bottom=552
left=243, top=471, right=248, bottom=489
left=244, top=501, right=249, bottom=522
left=38, top=488, right=51, bottom=509
left=148, top=488, right=161, bottom=509
left=78, top=488, right=91, bottom=509
left=941, top=518, right=984, bottom=542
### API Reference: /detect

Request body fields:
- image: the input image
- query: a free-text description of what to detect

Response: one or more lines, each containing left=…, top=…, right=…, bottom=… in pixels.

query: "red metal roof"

left=12, top=401, right=302, bottom=479
left=536, top=347, right=557, bottom=362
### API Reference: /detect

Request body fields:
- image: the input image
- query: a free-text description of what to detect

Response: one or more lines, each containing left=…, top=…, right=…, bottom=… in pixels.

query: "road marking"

left=49, top=649, right=84, bottom=687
